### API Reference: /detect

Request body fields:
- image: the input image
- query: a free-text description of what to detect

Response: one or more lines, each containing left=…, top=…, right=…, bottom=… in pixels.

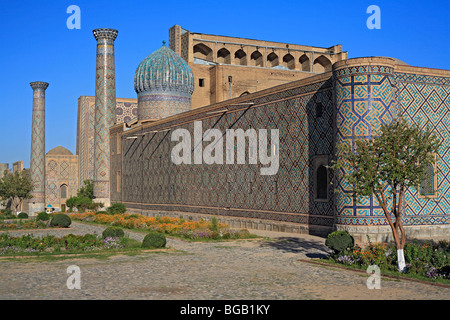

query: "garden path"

left=0, top=222, right=449, bottom=300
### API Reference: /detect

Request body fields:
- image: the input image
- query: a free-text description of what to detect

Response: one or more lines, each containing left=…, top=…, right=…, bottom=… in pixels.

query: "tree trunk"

left=396, top=187, right=407, bottom=272
left=375, top=189, right=406, bottom=272
left=397, top=249, right=406, bottom=272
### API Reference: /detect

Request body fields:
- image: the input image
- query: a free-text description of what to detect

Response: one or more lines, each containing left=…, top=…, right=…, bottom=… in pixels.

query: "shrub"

left=142, top=232, right=166, bottom=249
left=89, top=202, right=104, bottom=212
left=1, top=208, right=13, bottom=216
left=0, top=209, right=15, bottom=219
left=107, top=202, right=127, bottom=215
left=102, top=226, right=125, bottom=239
left=325, top=230, right=354, bottom=256
left=17, top=212, right=28, bottom=219
left=65, top=196, right=78, bottom=212
left=209, top=217, right=219, bottom=232
left=50, top=214, right=72, bottom=228
left=36, top=211, right=50, bottom=221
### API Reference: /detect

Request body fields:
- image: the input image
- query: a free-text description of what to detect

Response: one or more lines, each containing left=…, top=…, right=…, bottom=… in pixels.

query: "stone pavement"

left=0, top=222, right=449, bottom=300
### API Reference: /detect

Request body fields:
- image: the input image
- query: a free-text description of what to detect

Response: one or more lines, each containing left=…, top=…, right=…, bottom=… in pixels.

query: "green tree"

left=74, top=196, right=92, bottom=213
left=331, top=118, right=441, bottom=271
left=77, top=180, right=94, bottom=200
left=0, top=170, right=33, bottom=213
left=65, top=196, right=78, bottom=212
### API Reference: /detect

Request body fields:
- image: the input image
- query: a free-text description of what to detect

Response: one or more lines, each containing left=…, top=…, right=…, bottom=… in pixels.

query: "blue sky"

left=0, top=0, right=449, bottom=168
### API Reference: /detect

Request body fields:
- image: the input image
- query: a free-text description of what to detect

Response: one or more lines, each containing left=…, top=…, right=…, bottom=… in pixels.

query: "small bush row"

left=325, top=230, right=450, bottom=280
left=0, top=213, right=72, bottom=230
left=0, top=227, right=166, bottom=256
left=69, top=212, right=255, bottom=241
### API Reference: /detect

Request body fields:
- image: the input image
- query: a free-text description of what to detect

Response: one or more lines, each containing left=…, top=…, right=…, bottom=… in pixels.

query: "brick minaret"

left=92, top=28, right=118, bottom=207
left=29, top=81, right=49, bottom=216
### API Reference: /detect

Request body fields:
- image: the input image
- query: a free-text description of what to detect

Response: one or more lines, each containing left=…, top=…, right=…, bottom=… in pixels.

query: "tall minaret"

left=29, top=81, right=49, bottom=216
left=92, top=28, right=118, bottom=207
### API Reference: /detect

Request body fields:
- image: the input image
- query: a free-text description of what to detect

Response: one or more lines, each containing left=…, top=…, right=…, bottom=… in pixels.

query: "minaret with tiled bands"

left=29, top=81, right=49, bottom=216
left=92, top=28, right=118, bottom=207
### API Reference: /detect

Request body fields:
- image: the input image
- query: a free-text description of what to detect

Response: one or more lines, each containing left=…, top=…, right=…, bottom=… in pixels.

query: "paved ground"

left=0, top=222, right=449, bottom=300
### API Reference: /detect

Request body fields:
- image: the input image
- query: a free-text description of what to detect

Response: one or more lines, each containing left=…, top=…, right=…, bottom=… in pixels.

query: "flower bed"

left=0, top=219, right=50, bottom=230
left=0, top=233, right=130, bottom=256
left=327, top=238, right=450, bottom=281
left=68, top=212, right=256, bottom=241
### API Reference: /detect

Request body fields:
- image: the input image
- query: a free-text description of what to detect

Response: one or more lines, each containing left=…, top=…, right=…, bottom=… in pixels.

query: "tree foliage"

left=0, top=170, right=33, bottom=213
left=64, top=180, right=104, bottom=212
left=332, top=118, right=441, bottom=250
left=77, top=179, right=94, bottom=200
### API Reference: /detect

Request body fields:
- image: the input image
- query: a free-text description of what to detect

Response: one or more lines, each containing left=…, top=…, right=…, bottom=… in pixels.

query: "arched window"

left=234, top=49, right=247, bottom=65
left=250, top=51, right=263, bottom=67
left=193, top=43, right=213, bottom=62
left=217, top=48, right=231, bottom=64
left=60, top=185, right=68, bottom=199
left=282, top=53, right=295, bottom=70
left=267, top=52, right=279, bottom=67
left=299, top=54, right=310, bottom=72
left=313, top=55, right=332, bottom=73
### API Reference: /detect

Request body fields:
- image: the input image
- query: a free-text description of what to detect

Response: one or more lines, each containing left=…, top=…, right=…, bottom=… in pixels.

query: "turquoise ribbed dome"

left=134, top=45, right=194, bottom=95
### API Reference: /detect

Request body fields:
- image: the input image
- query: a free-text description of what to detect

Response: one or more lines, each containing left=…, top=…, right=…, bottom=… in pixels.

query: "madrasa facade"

left=26, top=25, right=450, bottom=242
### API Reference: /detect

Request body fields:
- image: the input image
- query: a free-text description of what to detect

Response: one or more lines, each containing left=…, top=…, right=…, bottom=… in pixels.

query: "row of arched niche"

left=193, top=42, right=333, bottom=73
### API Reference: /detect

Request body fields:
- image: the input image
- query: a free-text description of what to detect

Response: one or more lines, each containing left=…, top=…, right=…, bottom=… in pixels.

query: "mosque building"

left=27, top=25, right=450, bottom=242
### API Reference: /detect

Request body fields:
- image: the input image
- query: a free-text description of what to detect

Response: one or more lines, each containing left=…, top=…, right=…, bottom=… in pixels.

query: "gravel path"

left=0, top=222, right=449, bottom=300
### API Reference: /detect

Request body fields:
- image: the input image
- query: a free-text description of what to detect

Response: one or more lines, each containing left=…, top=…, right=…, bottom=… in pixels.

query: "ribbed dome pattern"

left=134, top=46, right=194, bottom=95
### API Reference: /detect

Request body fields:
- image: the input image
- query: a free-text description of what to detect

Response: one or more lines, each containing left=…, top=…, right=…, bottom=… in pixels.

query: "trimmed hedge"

left=106, top=202, right=126, bottom=215
left=36, top=211, right=50, bottom=221
left=102, top=226, right=125, bottom=239
left=142, top=232, right=166, bottom=249
left=325, top=230, right=354, bottom=256
left=17, top=212, right=28, bottom=219
left=50, top=214, right=72, bottom=228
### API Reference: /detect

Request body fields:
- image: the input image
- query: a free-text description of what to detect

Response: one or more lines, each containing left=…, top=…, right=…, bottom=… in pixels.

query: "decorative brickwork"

left=29, top=81, right=49, bottom=215
left=334, top=59, right=398, bottom=226
left=395, top=71, right=450, bottom=226
left=92, top=28, right=118, bottom=204
left=45, top=146, right=78, bottom=210
left=77, top=96, right=137, bottom=185
left=112, top=74, right=335, bottom=233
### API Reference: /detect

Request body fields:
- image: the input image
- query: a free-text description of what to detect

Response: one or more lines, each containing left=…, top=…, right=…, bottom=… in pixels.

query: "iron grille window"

left=420, top=162, right=435, bottom=196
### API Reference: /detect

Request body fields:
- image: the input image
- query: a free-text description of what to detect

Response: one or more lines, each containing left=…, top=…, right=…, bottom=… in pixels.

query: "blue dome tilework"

left=134, top=45, right=194, bottom=95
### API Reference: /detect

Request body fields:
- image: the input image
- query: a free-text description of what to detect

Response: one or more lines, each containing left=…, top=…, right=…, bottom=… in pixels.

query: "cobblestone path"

left=0, top=222, right=449, bottom=300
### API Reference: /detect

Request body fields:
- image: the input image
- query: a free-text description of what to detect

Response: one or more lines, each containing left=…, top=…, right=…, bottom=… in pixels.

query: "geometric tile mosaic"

left=113, top=77, right=336, bottom=228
